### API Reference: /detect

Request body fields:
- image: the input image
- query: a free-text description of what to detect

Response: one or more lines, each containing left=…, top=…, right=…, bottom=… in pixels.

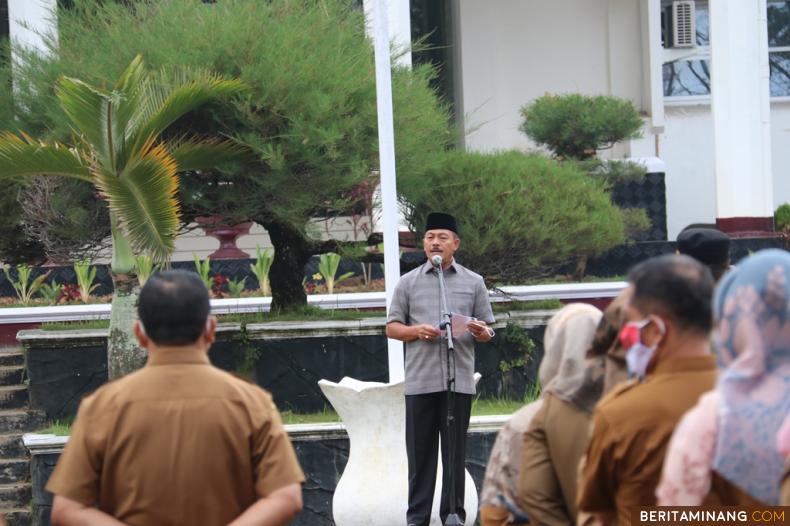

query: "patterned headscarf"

left=540, top=303, right=602, bottom=412
left=713, top=249, right=790, bottom=504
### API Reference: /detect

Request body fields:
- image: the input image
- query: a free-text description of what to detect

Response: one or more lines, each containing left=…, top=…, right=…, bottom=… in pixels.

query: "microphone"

left=430, top=255, right=443, bottom=268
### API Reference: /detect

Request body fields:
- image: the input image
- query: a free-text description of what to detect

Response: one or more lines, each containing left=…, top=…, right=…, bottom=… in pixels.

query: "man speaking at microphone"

left=386, top=212, right=496, bottom=526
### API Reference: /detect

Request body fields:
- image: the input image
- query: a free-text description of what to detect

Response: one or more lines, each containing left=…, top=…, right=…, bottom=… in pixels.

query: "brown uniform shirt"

left=46, top=348, right=305, bottom=526
left=577, top=355, right=717, bottom=526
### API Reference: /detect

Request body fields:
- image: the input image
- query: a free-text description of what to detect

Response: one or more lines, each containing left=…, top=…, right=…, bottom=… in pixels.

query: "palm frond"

left=55, top=76, right=113, bottom=167
left=168, top=137, right=251, bottom=172
left=130, top=74, right=247, bottom=154
left=111, top=55, right=150, bottom=166
left=0, top=132, right=91, bottom=181
left=94, top=143, right=180, bottom=264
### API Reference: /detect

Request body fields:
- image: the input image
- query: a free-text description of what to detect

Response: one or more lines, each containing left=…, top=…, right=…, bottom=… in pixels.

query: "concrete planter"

left=25, top=418, right=504, bottom=526
left=17, top=311, right=554, bottom=420
left=319, top=377, right=478, bottom=526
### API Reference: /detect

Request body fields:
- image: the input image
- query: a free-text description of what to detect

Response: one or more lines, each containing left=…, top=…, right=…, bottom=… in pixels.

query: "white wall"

left=455, top=0, right=644, bottom=153
left=659, top=105, right=717, bottom=237
left=91, top=217, right=374, bottom=264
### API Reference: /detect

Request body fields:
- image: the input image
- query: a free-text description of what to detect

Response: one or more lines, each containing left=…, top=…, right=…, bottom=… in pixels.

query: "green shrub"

left=399, top=151, right=625, bottom=283
left=776, top=203, right=790, bottom=230
left=520, top=93, right=643, bottom=160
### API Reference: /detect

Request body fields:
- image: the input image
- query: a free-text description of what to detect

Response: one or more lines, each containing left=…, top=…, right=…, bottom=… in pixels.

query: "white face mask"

left=619, top=317, right=666, bottom=380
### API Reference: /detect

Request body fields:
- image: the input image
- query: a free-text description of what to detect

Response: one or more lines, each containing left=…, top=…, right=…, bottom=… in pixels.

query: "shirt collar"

left=146, top=348, right=211, bottom=366
left=651, top=354, right=716, bottom=376
left=422, top=258, right=459, bottom=274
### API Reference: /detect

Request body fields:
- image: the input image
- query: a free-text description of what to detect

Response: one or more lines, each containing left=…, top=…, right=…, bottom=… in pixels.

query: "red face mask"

left=618, top=319, right=651, bottom=349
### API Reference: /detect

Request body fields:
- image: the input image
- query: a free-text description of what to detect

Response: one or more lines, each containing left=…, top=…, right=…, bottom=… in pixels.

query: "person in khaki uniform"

left=47, top=271, right=305, bottom=526
left=516, top=304, right=601, bottom=526
left=481, top=302, right=617, bottom=526
left=517, top=291, right=632, bottom=526
left=577, top=255, right=718, bottom=526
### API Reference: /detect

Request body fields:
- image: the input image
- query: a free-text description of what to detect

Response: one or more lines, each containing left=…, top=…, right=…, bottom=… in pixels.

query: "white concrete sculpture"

left=319, top=377, right=478, bottom=526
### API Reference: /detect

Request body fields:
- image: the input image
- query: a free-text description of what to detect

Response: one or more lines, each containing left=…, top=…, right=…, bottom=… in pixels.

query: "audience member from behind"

left=577, top=255, right=717, bottom=526
left=779, top=416, right=790, bottom=505
left=47, top=270, right=305, bottom=526
left=657, top=249, right=790, bottom=506
left=517, top=304, right=601, bottom=526
left=676, top=227, right=731, bottom=282
left=479, top=304, right=601, bottom=526
left=586, top=288, right=632, bottom=396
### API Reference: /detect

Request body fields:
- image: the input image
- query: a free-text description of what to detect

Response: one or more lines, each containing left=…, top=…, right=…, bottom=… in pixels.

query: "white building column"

left=8, top=0, right=57, bottom=57
left=710, top=0, right=775, bottom=234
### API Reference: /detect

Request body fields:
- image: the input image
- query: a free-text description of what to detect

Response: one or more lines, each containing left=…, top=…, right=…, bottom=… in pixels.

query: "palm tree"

left=0, top=55, right=246, bottom=377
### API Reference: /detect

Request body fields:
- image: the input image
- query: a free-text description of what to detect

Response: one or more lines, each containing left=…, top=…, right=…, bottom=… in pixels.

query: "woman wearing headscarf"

left=778, top=416, right=790, bottom=505
left=515, top=303, right=603, bottom=526
left=657, top=249, right=790, bottom=506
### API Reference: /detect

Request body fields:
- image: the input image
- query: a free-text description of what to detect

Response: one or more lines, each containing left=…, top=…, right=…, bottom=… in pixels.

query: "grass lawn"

left=38, top=390, right=541, bottom=436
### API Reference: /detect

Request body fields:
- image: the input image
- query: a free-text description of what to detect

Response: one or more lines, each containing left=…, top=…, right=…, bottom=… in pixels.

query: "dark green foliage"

left=399, top=150, right=625, bottom=283
left=520, top=93, right=643, bottom=160
left=776, top=203, right=790, bottom=230
left=1, top=0, right=450, bottom=307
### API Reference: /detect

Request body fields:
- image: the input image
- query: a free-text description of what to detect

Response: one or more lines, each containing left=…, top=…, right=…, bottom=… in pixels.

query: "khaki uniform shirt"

left=46, top=348, right=305, bottom=526
left=781, top=458, right=790, bottom=506
left=577, top=355, right=717, bottom=526
left=387, top=259, right=495, bottom=395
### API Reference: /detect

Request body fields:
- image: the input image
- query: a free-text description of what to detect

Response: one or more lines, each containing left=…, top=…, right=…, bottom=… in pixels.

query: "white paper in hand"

left=436, top=313, right=476, bottom=335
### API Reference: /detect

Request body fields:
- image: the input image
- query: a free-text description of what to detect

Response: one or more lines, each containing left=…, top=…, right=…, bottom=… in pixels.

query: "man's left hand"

left=467, top=320, right=494, bottom=342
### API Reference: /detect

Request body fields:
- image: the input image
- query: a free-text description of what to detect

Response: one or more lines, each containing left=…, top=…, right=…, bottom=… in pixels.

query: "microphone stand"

left=434, top=260, right=463, bottom=526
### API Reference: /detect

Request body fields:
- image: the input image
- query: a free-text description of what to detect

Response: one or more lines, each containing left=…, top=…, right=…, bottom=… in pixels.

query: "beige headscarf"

left=540, top=303, right=603, bottom=413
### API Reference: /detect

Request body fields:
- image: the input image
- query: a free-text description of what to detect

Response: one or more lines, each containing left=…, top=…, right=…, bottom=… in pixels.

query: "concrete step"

left=4, top=508, right=32, bottom=526
left=0, top=483, right=30, bottom=509
left=0, top=435, right=26, bottom=458
left=0, top=460, right=28, bottom=486
left=0, top=388, right=27, bottom=411
left=0, top=366, right=25, bottom=386
left=0, top=353, right=23, bottom=368
left=0, top=410, right=46, bottom=434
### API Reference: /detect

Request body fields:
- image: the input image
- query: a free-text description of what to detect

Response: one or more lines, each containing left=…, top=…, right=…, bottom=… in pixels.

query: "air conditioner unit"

left=665, top=0, right=696, bottom=48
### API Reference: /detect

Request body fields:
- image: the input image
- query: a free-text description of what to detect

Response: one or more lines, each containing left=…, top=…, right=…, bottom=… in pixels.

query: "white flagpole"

left=370, top=0, right=404, bottom=382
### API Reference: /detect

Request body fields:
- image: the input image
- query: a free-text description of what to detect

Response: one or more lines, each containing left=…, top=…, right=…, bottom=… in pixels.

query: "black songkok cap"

left=677, top=228, right=731, bottom=265
left=425, top=212, right=458, bottom=234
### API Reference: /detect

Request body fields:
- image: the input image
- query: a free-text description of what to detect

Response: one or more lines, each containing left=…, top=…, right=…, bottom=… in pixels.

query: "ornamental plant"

left=398, top=150, right=626, bottom=283
left=775, top=203, right=790, bottom=231
left=38, top=281, right=63, bottom=305
left=73, top=261, right=99, bottom=303
left=318, top=253, right=354, bottom=294
left=3, top=265, right=49, bottom=305
left=0, top=56, right=246, bottom=377
left=250, top=246, right=274, bottom=296
left=519, top=93, right=643, bottom=160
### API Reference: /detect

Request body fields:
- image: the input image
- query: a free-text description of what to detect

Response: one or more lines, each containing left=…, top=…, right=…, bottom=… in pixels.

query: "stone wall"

left=20, top=314, right=550, bottom=420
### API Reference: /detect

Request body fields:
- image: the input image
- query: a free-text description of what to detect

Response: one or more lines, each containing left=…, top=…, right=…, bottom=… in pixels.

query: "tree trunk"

left=107, top=272, right=146, bottom=378
left=263, top=220, right=312, bottom=312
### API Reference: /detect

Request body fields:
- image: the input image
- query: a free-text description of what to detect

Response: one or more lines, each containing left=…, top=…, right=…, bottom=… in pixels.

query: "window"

left=662, top=1, right=790, bottom=98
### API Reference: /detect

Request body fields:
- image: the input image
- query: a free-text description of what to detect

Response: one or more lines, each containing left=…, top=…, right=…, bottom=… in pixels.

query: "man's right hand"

left=411, top=324, right=441, bottom=342
left=385, top=322, right=440, bottom=343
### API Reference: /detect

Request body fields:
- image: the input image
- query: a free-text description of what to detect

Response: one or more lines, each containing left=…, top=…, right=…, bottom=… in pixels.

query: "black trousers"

left=405, top=391, right=473, bottom=526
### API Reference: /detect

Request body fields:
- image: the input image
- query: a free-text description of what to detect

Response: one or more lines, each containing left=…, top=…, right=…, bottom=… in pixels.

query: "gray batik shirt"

left=387, top=259, right=495, bottom=395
